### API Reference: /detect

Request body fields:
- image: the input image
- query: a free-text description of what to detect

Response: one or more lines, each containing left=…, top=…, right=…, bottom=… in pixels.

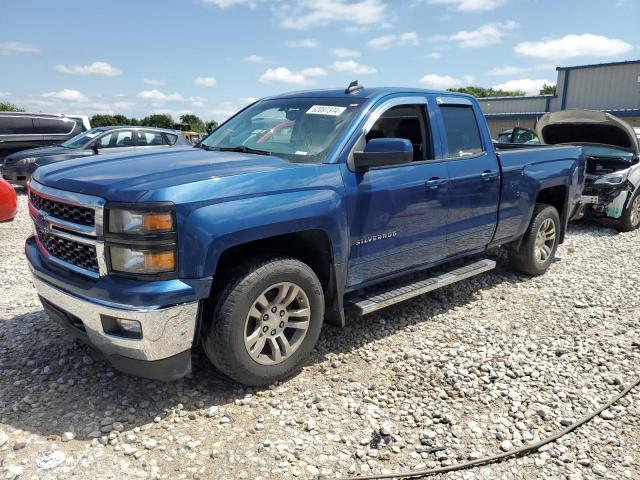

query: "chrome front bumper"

left=33, top=276, right=199, bottom=362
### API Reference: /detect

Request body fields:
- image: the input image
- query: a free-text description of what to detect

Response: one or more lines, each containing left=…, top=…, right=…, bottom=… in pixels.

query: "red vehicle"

left=0, top=178, right=18, bottom=221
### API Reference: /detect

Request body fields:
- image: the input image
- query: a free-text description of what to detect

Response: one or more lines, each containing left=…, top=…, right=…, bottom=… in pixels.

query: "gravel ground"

left=1, top=189, right=639, bottom=480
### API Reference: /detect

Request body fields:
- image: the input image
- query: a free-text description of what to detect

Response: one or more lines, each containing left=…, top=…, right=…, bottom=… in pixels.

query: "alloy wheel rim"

left=534, top=218, right=556, bottom=263
left=243, top=282, right=311, bottom=366
left=630, top=196, right=640, bottom=228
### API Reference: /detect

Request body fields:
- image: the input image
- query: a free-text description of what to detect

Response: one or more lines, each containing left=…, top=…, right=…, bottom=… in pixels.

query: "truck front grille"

left=30, top=190, right=95, bottom=227
left=35, top=224, right=99, bottom=273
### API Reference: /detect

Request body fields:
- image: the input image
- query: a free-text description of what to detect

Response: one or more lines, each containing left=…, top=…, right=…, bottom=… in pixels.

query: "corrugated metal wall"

left=562, top=63, right=640, bottom=110
left=478, top=61, right=640, bottom=138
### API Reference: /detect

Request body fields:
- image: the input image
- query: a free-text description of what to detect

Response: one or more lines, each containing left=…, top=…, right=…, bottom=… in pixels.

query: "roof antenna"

left=345, top=80, right=364, bottom=94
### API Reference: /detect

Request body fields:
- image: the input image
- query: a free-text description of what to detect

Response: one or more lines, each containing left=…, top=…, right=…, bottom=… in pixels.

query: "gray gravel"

left=1, top=189, right=639, bottom=480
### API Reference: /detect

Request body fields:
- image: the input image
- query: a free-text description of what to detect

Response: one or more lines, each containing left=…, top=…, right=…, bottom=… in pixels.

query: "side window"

left=96, top=133, right=114, bottom=148
left=37, top=118, right=75, bottom=135
left=0, top=116, right=35, bottom=135
left=440, top=106, right=483, bottom=158
left=137, top=130, right=167, bottom=146
left=164, top=133, right=178, bottom=145
left=366, top=104, right=431, bottom=161
left=114, top=130, right=133, bottom=147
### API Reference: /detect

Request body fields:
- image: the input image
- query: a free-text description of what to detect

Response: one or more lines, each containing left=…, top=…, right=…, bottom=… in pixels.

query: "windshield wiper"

left=216, top=145, right=271, bottom=156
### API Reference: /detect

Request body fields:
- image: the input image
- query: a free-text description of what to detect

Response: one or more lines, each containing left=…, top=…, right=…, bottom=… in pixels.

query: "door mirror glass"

left=353, top=137, right=413, bottom=172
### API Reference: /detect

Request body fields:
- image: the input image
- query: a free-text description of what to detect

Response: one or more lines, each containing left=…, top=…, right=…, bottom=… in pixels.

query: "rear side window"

left=440, top=106, right=483, bottom=158
left=37, top=118, right=75, bottom=135
left=137, top=130, right=167, bottom=146
left=0, top=116, right=35, bottom=134
left=164, top=133, right=178, bottom=145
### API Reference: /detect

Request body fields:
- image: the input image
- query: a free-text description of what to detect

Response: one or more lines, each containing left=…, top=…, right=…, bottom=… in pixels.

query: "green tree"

left=179, top=113, right=206, bottom=133
left=205, top=120, right=219, bottom=133
left=140, top=114, right=174, bottom=129
left=89, top=114, right=116, bottom=127
left=447, top=86, right=525, bottom=98
left=0, top=101, right=25, bottom=112
left=539, top=83, right=557, bottom=95
left=113, top=114, right=133, bottom=125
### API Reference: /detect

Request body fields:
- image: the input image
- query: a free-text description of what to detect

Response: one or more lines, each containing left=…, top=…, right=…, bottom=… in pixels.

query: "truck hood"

left=536, top=109, right=639, bottom=154
left=33, top=147, right=306, bottom=200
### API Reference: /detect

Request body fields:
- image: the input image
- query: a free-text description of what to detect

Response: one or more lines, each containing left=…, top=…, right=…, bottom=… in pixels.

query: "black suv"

left=0, top=112, right=89, bottom=164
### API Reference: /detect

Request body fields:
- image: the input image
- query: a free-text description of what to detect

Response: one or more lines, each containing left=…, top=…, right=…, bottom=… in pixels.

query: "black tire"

left=509, top=204, right=560, bottom=276
left=615, top=189, right=640, bottom=232
left=203, top=257, right=324, bottom=386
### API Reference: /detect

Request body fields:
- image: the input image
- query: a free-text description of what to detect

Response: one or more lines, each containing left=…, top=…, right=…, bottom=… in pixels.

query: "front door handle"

left=426, top=177, right=448, bottom=190
left=481, top=170, right=498, bottom=181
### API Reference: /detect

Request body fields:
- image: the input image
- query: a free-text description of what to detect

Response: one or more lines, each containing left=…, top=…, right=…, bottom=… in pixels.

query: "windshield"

left=582, top=145, right=635, bottom=159
left=200, top=98, right=364, bottom=163
left=61, top=128, right=108, bottom=149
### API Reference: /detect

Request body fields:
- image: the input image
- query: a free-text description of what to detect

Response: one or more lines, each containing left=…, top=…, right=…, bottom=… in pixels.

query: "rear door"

left=135, top=130, right=170, bottom=151
left=36, top=117, right=77, bottom=146
left=436, top=97, right=500, bottom=256
left=0, top=115, right=42, bottom=160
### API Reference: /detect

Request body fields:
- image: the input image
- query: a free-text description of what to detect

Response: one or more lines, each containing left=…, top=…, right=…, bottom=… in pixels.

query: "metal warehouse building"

left=479, top=60, right=640, bottom=138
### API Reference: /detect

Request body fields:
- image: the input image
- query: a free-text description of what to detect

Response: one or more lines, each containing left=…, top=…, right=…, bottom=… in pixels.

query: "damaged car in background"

left=537, top=110, right=640, bottom=232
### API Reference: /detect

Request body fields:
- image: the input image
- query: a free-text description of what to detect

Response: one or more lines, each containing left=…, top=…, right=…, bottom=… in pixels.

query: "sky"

left=0, top=0, right=638, bottom=122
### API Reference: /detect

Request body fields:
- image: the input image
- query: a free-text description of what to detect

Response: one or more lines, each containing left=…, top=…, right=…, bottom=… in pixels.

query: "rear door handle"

left=426, top=177, right=448, bottom=190
left=481, top=170, right=498, bottom=181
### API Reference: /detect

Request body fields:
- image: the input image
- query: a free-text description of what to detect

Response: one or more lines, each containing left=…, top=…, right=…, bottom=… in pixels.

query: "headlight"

left=108, top=208, right=174, bottom=235
left=105, top=203, right=177, bottom=279
left=109, top=246, right=176, bottom=275
left=593, top=169, right=630, bottom=186
left=21, top=157, right=37, bottom=165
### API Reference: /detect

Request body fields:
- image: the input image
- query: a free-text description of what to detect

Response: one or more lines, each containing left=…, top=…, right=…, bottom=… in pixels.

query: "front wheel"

left=203, top=257, right=324, bottom=386
left=509, top=204, right=560, bottom=276
left=615, top=190, right=640, bottom=232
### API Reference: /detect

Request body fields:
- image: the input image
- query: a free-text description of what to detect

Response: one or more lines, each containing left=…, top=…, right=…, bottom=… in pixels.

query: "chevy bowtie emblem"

left=355, top=230, right=397, bottom=246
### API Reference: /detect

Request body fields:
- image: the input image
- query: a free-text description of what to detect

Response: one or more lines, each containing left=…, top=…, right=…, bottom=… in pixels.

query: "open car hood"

left=536, top=109, right=639, bottom=154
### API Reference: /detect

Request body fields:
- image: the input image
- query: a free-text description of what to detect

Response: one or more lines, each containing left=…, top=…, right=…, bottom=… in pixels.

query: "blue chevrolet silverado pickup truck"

left=25, top=85, right=585, bottom=385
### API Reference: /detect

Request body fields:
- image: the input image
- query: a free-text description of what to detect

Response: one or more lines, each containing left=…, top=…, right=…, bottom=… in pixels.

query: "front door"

left=343, top=97, right=450, bottom=286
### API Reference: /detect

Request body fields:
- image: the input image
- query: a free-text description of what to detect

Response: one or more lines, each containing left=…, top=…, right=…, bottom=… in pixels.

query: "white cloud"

left=143, top=78, right=166, bottom=86
left=279, top=0, right=387, bottom=30
left=331, top=60, right=377, bottom=75
left=285, top=39, right=319, bottom=48
left=419, top=74, right=474, bottom=89
left=427, top=52, right=442, bottom=59
left=41, top=89, right=88, bottom=102
left=136, top=89, right=185, bottom=102
left=368, top=32, right=420, bottom=49
left=487, top=64, right=554, bottom=76
left=54, top=61, right=122, bottom=76
left=427, top=0, right=507, bottom=12
left=0, top=91, right=9, bottom=98
left=331, top=48, right=360, bottom=58
left=299, top=67, right=327, bottom=77
left=492, top=78, right=553, bottom=95
left=189, top=96, right=207, bottom=107
left=194, top=76, right=217, bottom=88
left=514, top=33, right=633, bottom=60
left=244, top=54, right=269, bottom=64
left=200, top=0, right=254, bottom=7
left=208, top=101, right=241, bottom=121
left=0, top=41, right=39, bottom=55
left=430, top=20, right=519, bottom=48
left=239, top=96, right=259, bottom=104
left=259, top=66, right=326, bottom=85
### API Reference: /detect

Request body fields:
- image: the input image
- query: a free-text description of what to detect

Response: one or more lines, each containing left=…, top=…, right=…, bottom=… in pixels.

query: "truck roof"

left=269, top=87, right=474, bottom=102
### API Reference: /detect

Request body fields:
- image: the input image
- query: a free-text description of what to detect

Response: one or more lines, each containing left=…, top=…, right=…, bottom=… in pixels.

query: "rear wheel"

left=615, top=190, right=640, bottom=232
left=203, top=257, right=324, bottom=386
left=509, top=204, right=560, bottom=276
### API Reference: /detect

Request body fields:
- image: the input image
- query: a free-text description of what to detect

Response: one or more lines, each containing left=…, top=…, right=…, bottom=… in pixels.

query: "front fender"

left=179, top=189, right=349, bottom=279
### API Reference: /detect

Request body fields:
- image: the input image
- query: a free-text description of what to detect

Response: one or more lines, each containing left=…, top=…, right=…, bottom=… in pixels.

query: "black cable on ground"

left=340, top=375, right=640, bottom=480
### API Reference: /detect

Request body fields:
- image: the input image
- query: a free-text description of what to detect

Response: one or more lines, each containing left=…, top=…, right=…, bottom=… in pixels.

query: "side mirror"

left=91, top=144, right=99, bottom=154
left=353, top=137, right=413, bottom=172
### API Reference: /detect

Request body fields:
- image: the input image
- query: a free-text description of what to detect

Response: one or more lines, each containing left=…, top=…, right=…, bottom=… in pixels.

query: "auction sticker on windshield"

left=307, top=105, right=347, bottom=116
